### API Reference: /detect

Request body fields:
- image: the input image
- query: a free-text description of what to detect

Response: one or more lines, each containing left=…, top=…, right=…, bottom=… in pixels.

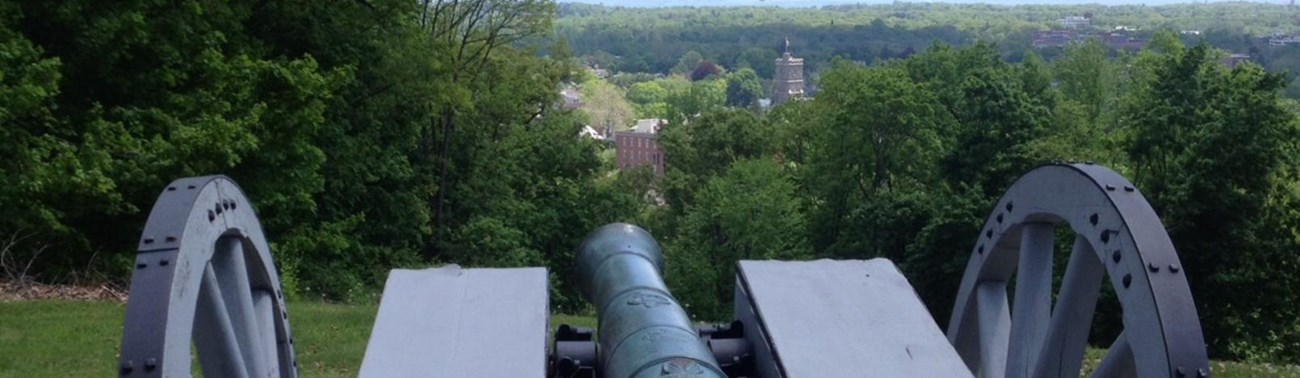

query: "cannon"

left=117, top=163, right=1211, bottom=377
left=569, top=224, right=725, bottom=378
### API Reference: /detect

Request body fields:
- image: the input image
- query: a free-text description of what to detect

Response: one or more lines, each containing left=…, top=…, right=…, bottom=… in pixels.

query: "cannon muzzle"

left=576, top=223, right=725, bottom=378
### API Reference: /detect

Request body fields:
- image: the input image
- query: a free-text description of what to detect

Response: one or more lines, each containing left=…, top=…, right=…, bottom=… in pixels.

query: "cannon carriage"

left=116, top=163, right=1209, bottom=377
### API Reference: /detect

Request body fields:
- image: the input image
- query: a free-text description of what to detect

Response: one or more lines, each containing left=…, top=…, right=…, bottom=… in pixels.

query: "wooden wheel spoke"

left=977, top=281, right=1011, bottom=378
left=196, top=264, right=250, bottom=377
left=1093, top=331, right=1137, bottom=378
left=1008, top=222, right=1055, bottom=378
left=1034, top=235, right=1105, bottom=378
left=212, top=236, right=270, bottom=377
left=253, top=289, right=281, bottom=375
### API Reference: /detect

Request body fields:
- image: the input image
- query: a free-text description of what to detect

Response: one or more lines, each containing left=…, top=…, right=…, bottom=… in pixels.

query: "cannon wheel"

left=118, top=176, right=297, bottom=377
left=946, top=164, right=1209, bottom=378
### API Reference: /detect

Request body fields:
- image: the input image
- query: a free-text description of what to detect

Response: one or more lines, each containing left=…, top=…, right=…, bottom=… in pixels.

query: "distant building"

left=1032, top=30, right=1082, bottom=48
left=1032, top=29, right=1146, bottom=50
left=1222, top=53, right=1251, bottom=69
left=1097, top=32, right=1146, bottom=50
left=615, top=119, right=666, bottom=176
left=773, top=38, right=806, bottom=106
left=578, top=125, right=606, bottom=141
left=1269, top=33, right=1300, bottom=47
left=1058, top=15, right=1092, bottom=29
left=560, top=87, right=583, bottom=110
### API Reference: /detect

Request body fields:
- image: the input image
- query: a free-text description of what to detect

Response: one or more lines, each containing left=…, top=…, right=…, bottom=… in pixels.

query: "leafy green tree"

left=1055, top=39, right=1117, bottom=124
left=1019, top=51, right=1055, bottom=109
left=252, top=0, right=440, bottom=285
left=904, top=41, right=1002, bottom=112
left=626, top=80, right=670, bottom=119
left=767, top=98, right=823, bottom=167
left=734, top=47, right=778, bottom=79
left=667, top=159, right=809, bottom=320
left=1124, top=43, right=1300, bottom=362
left=659, top=108, right=777, bottom=213
left=664, top=78, right=726, bottom=126
left=628, top=81, right=669, bottom=105
left=943, top=66, right=1051, bottom=196
left=0, top=5, right=80, bottom=261
left=580, top=78, right=635, bottom=130
left=6, top=0, right=339, bottom=281
left=805, top=62, right=945, bottom=256
left=725, top=68, right=763, bottom=108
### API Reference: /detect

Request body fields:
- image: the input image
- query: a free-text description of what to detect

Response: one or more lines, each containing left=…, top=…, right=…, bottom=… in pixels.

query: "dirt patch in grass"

left=0, top=279, right=127, bottom=302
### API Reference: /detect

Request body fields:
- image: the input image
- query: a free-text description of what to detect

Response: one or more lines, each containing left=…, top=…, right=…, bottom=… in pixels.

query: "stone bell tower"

left=773, top=38, right=806, bottom=106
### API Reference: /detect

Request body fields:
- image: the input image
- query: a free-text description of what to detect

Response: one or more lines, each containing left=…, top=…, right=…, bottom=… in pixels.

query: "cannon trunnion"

left=117, top=163, right=1211, bottom=377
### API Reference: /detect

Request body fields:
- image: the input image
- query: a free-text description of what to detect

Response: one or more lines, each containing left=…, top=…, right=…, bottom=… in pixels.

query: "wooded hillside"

left=2, top=0, right=1298, bottom=364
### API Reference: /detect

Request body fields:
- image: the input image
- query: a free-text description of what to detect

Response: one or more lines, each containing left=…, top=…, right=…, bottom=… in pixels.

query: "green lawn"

left=0, top=300, right=1295, bottom=377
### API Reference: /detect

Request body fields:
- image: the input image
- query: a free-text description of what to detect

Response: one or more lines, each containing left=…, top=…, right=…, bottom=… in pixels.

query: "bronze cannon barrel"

left=575, top=223, right=725, bottom=378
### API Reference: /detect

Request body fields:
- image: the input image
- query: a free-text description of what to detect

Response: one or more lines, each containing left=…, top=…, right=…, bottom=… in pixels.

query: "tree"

left=667, top=159, right=809, bottom=320
left=804, top=62, right=945, bottom=256
left=658, top=107, right=778, bottom=220
left=628, top=81, right=669, bottom=105
left=672, top=50, right=704, bottom=75
left=579, top=78, right=635, bottom=130
left=7, top=0, right=339, bottom=282
left=664, top=77, right=726, bottom=125
left=734, top=47, right=778, bottom=79
left=1124, top=43, right=1300, bottom=362
left=690, top=61, right=723, bottom=81
left=1055, top=39, right=1117, bottom=124
left=942, top=67, right=1051, bottom=196
left=725, top=68, right=764, bottom=108
left=417, top=0, right=558, bottom=261
left=627, top=80, right=670, bottom=119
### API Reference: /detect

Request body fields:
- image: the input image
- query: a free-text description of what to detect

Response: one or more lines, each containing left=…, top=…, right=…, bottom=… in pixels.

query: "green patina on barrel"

left=576, top=223, right=726, bottom=378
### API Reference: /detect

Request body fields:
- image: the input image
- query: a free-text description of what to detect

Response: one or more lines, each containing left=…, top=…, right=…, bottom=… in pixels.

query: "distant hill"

left=558, top=0, right=1281, bottom=7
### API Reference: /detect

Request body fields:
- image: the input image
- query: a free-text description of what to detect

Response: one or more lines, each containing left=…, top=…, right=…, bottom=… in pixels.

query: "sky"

left=558, top=0, right=1285, bottom=7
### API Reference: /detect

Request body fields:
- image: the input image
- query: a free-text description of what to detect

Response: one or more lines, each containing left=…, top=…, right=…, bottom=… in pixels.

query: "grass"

left=0, top=300, right=596, bottom=377
left=1079, top=348, right=1300, bottom=378
left=1, top=300, right=1296, bottom=377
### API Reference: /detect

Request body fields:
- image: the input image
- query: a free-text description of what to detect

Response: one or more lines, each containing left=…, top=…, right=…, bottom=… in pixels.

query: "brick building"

left=615, top=119, right=666, bottom=176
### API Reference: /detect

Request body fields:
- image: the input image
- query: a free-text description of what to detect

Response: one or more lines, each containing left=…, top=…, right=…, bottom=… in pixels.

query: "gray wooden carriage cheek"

left=118, top=163, right=1210, bottom=378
